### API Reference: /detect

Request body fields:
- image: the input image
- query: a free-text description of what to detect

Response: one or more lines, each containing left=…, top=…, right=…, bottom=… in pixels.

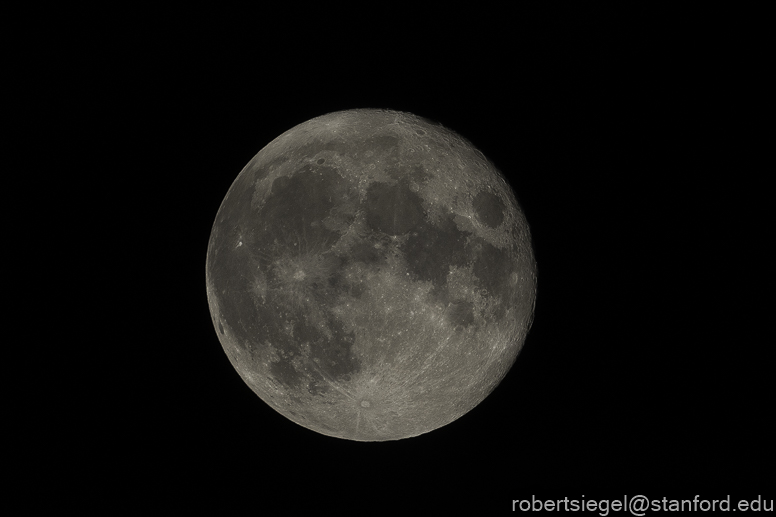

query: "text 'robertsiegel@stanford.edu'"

left=512, top=495, right=773, bottom=515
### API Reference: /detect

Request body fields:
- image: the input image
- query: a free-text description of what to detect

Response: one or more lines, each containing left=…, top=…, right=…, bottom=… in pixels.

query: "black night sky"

left=28, top=5, right=770, bottom=511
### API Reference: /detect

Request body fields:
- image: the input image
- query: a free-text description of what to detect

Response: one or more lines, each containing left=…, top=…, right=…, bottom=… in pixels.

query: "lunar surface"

left=206, top=109, right=536, bottom=441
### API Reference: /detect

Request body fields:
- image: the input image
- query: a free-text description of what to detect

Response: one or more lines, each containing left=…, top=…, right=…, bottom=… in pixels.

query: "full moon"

left=206, top=109, right=537, bottom=441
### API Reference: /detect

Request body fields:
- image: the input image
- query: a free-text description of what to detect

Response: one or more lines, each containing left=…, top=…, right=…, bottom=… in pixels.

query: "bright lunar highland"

left=206, top=109, right=536, bottom=441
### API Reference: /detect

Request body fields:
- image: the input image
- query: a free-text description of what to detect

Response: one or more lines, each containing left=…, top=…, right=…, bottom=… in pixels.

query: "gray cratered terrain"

left=206, top=109, right=536, bottom=441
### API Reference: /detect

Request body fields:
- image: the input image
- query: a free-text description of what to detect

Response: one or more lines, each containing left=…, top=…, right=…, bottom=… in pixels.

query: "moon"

left=206, top=109, right=537, bottom=441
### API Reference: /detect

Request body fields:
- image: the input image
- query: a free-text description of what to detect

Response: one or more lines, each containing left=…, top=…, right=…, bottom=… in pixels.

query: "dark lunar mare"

left=209, top=161, right=363, bottom=394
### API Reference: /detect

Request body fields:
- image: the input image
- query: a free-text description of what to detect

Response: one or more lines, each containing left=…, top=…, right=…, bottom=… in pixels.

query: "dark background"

left=23, top=5, right=769, bottom=511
